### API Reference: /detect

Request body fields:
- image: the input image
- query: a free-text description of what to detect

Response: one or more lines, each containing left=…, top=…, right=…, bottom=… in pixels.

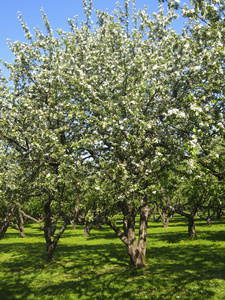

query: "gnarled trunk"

left=127, top=243, right=146, bottom=269
left=108, top=200, right=149, bottom=269
left=128, top=204, right=149, bottom=268
left=127, top=213, right=146, bottom=268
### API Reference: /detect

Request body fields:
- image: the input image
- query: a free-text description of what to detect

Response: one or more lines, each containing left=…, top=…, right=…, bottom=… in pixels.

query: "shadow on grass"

left=199, top=230, right=225, bottom=242
left=148, top=242, right=225, bottom=299
left=149, top=226, right=225, bottom=244
left=0, top=222, right=225, bottom=299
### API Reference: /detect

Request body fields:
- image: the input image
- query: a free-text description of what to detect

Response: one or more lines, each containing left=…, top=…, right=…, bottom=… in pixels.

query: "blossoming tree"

left=0, top=0, right=224, bottom=267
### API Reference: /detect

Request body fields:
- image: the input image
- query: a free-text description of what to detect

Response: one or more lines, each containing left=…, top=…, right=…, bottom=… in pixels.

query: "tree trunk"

left=0, top=203, right=17, bottom=239
left=153, top=205, right=161, bottom=222
left=176, top=206, right=198, bottom=238
left=206, top=201, right=212, bottom=225
left=188, top=215, right=196, bottom=238
left=158, top=209, right=170, bottom=228
left=162, top=218, right=169, bottom=228
left=127, top=214, right=141, bottom=268
left=44, top=199, right=69, bottom=262
left=127, top=242, right=146, bottom=269
left=84, top=221, right=93, bottom=237
left=108, top=215, right=147, bottom=268
left=18, top=207, right=26, bottom=238
left=70, top=220, right=76, bottom=230
left=136, top=203, right=149, bottom=268
left=96, top=222, right=102, bottom=229
left=207, top=217, right=212, bottom=226
left=217, top=207, right=222, bottom=220
left=44, top=200, right=54, bottom=262
left=108, top=200, right=149, bottom=269
left=127, top=206, right=148, bottom=269
left=0, top=221, right=10, bottom=240
left=46, top=241, right=55, bottom=263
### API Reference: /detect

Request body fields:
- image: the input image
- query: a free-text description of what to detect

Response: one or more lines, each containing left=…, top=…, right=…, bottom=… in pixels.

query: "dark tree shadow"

left=0, top=221, right=225, bottom=299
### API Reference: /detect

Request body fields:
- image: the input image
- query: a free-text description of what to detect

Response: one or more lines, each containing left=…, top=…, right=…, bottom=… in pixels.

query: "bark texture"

left=108, top=200, right=149, bottom=268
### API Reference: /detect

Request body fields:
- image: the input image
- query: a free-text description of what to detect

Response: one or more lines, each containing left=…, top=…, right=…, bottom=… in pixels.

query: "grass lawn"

left=0, top=215, right=225, bottom=299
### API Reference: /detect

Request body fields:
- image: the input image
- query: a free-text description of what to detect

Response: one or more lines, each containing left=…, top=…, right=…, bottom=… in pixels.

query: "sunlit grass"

left=0, top=215, right=225, bottom=299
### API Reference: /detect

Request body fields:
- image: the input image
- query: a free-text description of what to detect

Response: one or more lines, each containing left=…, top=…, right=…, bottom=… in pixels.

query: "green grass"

left=0, top=215, right=225, bottom=299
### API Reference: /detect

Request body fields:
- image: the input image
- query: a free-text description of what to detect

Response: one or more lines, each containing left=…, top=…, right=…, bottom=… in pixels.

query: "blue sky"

left=0, top=0, right=187, bottom=77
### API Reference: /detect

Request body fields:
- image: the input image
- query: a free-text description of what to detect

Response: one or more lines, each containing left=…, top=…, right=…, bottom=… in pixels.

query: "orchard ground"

left=0, top=215, right=225, bottom=299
